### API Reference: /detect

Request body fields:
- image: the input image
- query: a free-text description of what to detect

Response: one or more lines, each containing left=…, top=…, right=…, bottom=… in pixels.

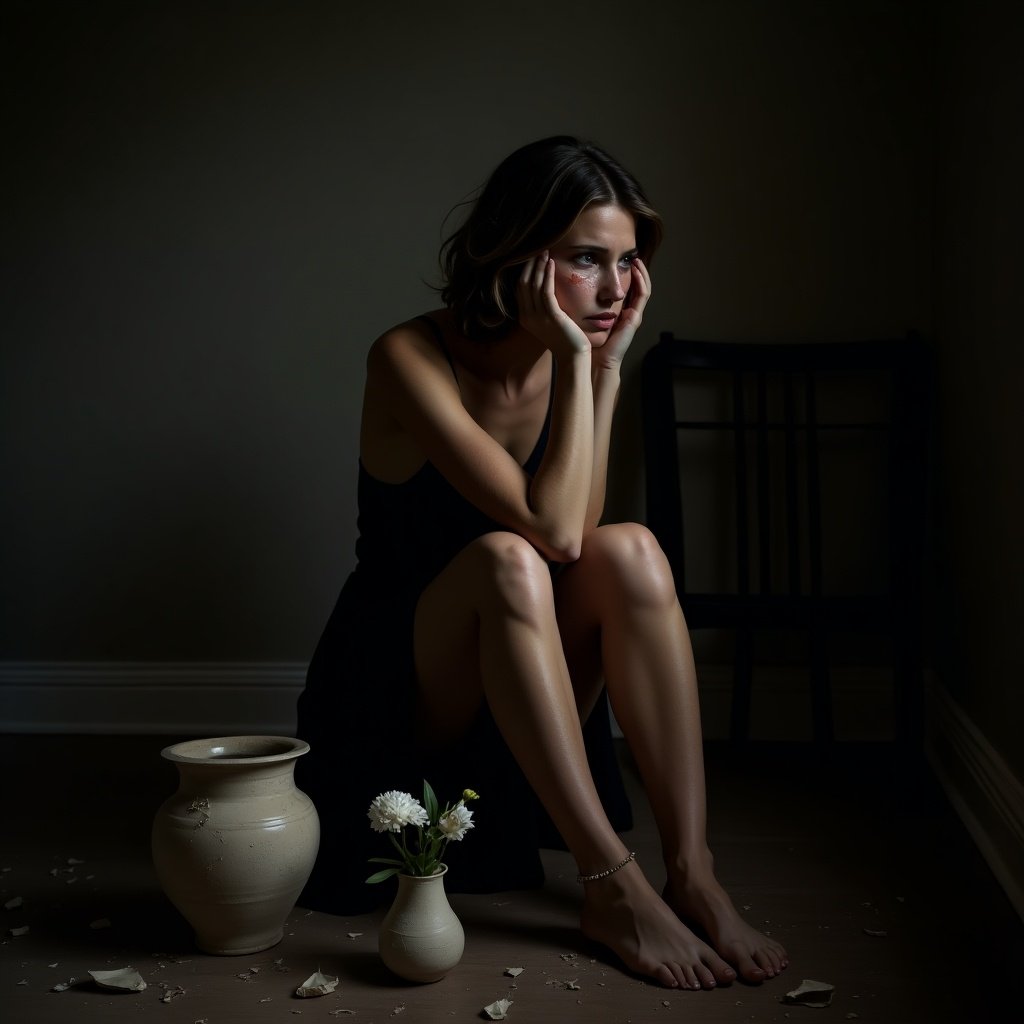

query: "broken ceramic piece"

left=783, top=978, right=835, bottom=1008
left=159, top=983, right=186, bottom=1002
left=483, top=998, right=513, bottom=1020
left=546, top=977, right=580, bottom=990
left=89, top=968, right=147, bottom=993
left=295, top=971, right=339, bottom=997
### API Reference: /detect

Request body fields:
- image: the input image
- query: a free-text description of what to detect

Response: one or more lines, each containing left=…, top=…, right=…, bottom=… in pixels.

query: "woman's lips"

left=586, top=314, right=617, bottom=330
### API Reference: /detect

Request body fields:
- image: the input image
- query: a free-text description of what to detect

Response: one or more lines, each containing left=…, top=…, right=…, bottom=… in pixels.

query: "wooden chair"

left=641, top=333, right=931, bottom=744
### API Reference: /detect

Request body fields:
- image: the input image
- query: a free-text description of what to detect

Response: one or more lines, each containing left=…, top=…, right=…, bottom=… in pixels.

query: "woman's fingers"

left=516, top=252, right=589, bottom=357
left=518, top=252, right=556, bottom=315
left=597, top=260, right=653, bottom=367
left=628, top=258, right=652, bottom=311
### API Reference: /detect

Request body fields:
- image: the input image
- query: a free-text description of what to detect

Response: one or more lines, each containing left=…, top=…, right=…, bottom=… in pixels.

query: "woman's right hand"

left=516, top=252, right=591, bottom=360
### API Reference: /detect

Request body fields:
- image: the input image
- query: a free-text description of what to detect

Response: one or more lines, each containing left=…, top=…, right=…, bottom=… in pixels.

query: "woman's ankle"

left=665, top=847, right=718, bottom=890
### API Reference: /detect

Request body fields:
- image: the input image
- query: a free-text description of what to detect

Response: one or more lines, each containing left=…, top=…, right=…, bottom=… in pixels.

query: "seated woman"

left=295, top=135, right=789, bottom=990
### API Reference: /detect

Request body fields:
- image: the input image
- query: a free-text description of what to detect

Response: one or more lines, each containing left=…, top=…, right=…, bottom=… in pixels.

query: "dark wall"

left=932, top=0, right=1024, bottom=776
left=2, top=1, right=933, bottom=665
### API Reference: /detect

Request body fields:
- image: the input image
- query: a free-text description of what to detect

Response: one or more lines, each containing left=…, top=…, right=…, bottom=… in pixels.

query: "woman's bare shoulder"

left=368, top=310, right=451, bottom=373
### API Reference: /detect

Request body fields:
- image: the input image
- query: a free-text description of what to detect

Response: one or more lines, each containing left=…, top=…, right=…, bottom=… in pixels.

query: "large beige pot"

left=152, top=735, right=319, bottom=955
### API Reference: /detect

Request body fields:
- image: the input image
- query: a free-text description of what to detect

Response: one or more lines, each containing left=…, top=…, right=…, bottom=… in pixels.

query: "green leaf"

left=423, top=779, right=439, bottom=823
left=367, top=857, right=405, bottom=867
left=365, top=867, right=400, bottom=884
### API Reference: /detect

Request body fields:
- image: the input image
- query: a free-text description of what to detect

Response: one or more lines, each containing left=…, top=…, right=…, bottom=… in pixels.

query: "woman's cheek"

left=557, top=270, right=596, bottom=306
left=554, top=269, right=595, bottom=318
left=567, top=272, right=596, bottom=290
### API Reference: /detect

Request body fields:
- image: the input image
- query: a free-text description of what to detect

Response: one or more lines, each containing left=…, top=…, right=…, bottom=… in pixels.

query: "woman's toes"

left=693, top=962, right=717, bottom=989
left=733, top=952, right=767, bottom=982
left=679, top=964, right=700, bottom=990
left=654, top=963, right=680, bottom=988
left=709, top=956, right=737, bottom=986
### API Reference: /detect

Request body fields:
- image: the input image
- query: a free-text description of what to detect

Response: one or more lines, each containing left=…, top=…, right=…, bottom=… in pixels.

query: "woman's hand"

left=516, top=252, right=591, bottom=360
left=594, top=257, right=652, bottom=370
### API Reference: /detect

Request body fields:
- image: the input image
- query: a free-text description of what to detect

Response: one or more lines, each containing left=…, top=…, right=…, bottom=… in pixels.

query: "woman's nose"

left=597, top=267, right=627, bottom=302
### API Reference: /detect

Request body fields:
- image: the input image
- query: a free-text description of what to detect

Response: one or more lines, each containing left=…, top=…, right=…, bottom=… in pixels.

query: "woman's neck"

left=438, top=311, right=549, bottom=392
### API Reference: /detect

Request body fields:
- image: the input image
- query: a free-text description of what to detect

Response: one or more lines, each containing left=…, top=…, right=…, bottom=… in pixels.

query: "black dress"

left=295, top=316, right=631, bottom=914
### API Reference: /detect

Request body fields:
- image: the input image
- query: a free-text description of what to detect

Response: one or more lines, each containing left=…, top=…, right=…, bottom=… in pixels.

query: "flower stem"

left=390, top=832, right=411, bottom=874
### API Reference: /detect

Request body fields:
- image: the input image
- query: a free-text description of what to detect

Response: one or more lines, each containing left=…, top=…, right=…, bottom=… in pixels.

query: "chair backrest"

left=641, top=334, right=930, bottom=610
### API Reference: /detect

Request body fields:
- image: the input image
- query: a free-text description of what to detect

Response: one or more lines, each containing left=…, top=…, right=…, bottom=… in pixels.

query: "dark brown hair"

left=439, top=136, right=663, bottom=340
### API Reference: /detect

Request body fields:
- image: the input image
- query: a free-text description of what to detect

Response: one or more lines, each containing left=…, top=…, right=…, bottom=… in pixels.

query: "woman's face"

left=549, top=203, right=638, bottom=346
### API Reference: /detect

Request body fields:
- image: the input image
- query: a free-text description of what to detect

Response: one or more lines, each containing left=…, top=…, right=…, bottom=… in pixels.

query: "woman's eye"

left=569, top=251, right=637, bottom=270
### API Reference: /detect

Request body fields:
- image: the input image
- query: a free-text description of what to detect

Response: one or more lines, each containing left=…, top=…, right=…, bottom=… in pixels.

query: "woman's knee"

left=465, top=531, right=555, bottom=617
left=578, top=523, right=676, bottom=606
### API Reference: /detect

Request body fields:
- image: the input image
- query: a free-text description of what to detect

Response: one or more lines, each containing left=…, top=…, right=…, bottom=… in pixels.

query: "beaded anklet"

left=576, top=851, right=637, bottom=884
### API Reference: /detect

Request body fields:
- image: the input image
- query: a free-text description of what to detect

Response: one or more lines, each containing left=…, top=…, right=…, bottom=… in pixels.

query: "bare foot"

left=580, top=861, right=738, bottom=990
left=664, top=871, right=789, bottom=984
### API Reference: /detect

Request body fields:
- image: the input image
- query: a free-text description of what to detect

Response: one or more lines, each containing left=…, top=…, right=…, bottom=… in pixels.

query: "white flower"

left=436, top=802, right=475, bottom=841
left=367, top=791, right=429, bottom=833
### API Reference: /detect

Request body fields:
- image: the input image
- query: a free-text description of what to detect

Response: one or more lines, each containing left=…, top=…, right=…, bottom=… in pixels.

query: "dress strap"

left=415, top=315, right=458, bottom=386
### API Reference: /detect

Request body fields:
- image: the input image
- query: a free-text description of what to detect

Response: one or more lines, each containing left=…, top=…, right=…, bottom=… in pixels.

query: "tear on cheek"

left=567, top=273, right=597, bottom=290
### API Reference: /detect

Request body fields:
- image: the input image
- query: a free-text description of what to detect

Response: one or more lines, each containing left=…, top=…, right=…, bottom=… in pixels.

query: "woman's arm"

left=582, top=257, right=653, bottom=532
left=515, top=253, right=598, bottom=559
left=365, top=256, right=650, bottom=560
left=584, top=361, right=621, bottom=532
left=365, top=321, right=594, bottom=563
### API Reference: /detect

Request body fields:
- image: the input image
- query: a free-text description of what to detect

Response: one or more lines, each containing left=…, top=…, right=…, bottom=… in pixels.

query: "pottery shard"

left=295, top=972, right=339, bottom=998
left=483, top=998, right=513, bottom=1020
left=89, top=968, right=147, bottom=993
left=783, top=978, right=835, bottom=1008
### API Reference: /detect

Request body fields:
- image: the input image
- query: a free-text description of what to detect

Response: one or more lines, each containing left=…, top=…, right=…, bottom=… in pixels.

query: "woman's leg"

left=414, top=530, right=737, bottom=990
left=554, top=522, right=789, bottom=982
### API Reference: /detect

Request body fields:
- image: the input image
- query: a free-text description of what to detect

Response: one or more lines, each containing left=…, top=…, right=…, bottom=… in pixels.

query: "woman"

left=296, top=136, right=788, bottom=990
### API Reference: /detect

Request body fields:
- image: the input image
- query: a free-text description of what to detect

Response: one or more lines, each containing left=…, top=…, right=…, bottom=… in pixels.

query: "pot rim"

left=160, top=734, right=310, bottom=766
left=397, top=864, right=449, bottom=881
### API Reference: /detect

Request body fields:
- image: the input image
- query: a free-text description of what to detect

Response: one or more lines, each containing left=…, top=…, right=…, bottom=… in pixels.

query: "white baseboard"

left=926, top=679, right=1024, bottom=921
left=0, top=662, right=306, bottom=735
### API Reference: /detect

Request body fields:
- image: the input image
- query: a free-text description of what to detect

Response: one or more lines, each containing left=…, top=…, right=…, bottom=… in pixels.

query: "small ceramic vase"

left=378, top=866, right=465, bottom=982
left=151, top=735, right=319, bottom=955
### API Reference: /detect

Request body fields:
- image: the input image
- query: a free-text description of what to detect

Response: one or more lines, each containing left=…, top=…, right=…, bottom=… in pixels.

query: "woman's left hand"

left=594, top=257, right=652, bottom=370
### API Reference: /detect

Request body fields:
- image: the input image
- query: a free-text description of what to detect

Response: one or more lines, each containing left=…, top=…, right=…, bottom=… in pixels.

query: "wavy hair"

left=439, top=136, right=663, bottom=340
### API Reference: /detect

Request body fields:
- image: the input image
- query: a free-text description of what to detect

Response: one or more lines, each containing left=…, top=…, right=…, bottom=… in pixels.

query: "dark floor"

left=0, top=735, right=1021, bottom=1024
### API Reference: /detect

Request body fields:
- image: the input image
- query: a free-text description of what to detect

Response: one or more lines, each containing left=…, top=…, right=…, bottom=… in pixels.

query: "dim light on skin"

left=548, top=203, right=639, bottom=347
